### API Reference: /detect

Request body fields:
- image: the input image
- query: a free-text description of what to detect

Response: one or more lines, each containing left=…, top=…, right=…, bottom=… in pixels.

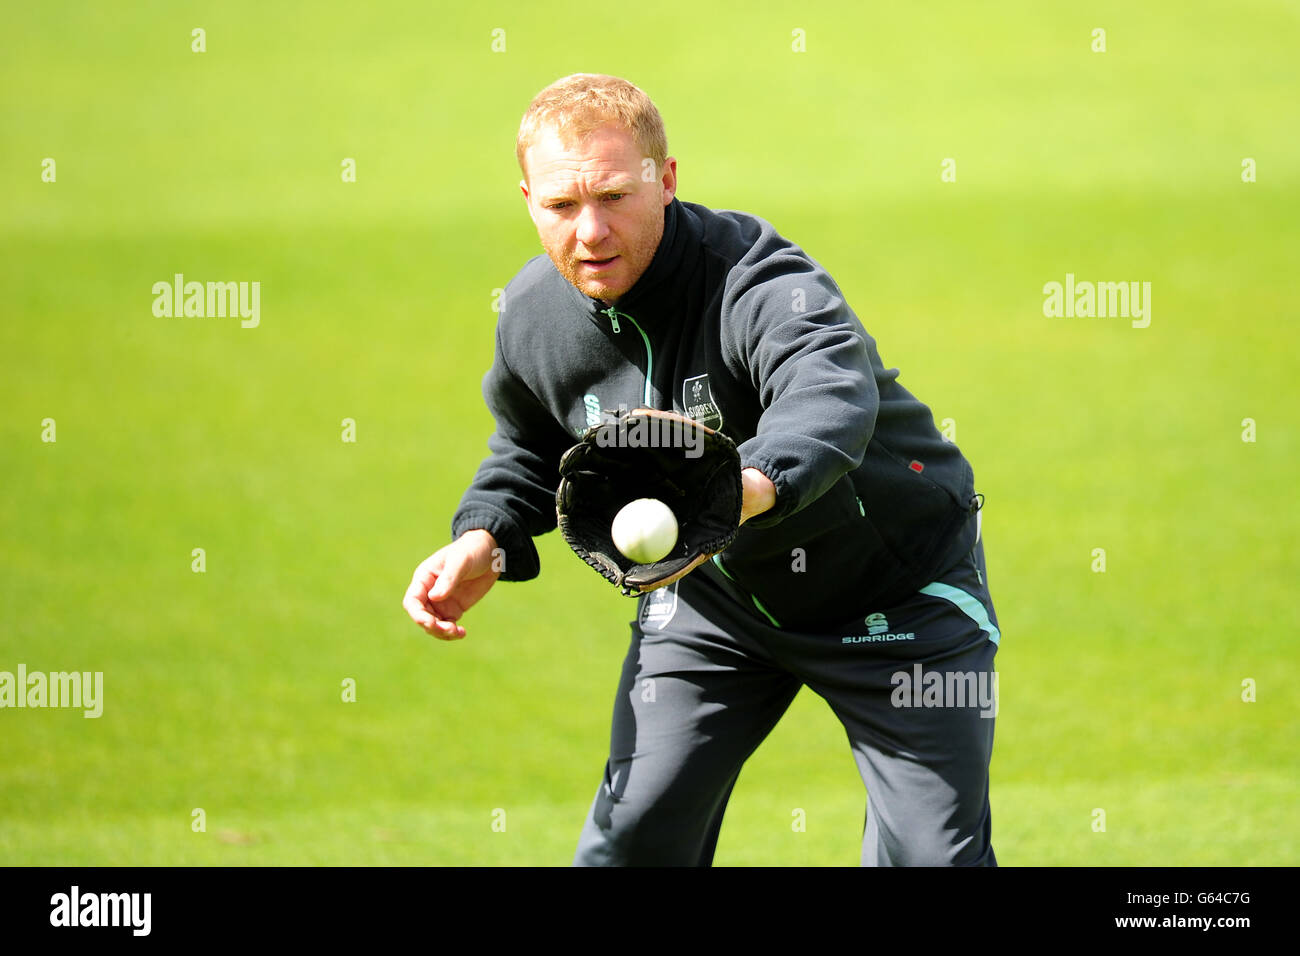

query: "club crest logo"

left=682, top=374, right=722, bottom=430
left=640, top=582, right=678, bottom=630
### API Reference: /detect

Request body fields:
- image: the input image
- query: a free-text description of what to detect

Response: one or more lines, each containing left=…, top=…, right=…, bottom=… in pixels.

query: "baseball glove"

left=556, top=407, right=743, bottom=594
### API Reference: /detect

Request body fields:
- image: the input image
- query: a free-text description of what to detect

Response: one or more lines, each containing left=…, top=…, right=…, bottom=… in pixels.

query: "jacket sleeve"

left=450, top=322, right=571, bottom=581
left=723, top=255, right=879, bottom=528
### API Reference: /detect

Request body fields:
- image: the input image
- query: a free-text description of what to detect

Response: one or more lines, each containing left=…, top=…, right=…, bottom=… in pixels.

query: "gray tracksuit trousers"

left=573, top=536, right=1000, bottom=867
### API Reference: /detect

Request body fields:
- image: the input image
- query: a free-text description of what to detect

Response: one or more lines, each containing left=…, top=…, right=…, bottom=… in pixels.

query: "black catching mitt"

left=556, top=408, right=742, bottom=594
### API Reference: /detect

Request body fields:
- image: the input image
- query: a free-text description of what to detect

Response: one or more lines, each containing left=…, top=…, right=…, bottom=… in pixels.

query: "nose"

left=574, top=202, right=609, bottom=248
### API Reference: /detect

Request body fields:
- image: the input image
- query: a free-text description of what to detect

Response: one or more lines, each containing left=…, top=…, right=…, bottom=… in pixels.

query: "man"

left=403, top=73, right=1000, bottom=866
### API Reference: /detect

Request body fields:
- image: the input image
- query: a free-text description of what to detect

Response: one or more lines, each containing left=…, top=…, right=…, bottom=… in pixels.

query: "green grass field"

left=2, top=1, right=1297, bottom=865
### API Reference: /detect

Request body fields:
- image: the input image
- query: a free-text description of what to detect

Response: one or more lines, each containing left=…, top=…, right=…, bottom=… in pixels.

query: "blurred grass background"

left=1, top=0, right=1296, bottom=865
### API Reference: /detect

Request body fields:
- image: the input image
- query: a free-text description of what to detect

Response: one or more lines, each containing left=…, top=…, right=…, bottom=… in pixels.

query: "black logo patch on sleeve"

left=682, top=374, right=723, bottom=430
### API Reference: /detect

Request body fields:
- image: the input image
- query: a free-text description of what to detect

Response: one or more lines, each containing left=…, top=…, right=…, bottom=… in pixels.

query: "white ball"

left=611, top=498, right=679, bottom=564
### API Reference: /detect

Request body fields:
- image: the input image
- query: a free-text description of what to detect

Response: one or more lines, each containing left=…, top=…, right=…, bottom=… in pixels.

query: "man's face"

left=521, top=124, right=677, bottom=304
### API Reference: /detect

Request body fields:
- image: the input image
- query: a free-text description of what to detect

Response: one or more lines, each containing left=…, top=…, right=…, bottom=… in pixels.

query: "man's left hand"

left=739, top=468, right=776, bottom=525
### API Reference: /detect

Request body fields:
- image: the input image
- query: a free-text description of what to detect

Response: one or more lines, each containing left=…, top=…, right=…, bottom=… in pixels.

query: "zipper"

left=711, top=554, right=782, bottom=628
left=602, top=306, right=654, bottom=408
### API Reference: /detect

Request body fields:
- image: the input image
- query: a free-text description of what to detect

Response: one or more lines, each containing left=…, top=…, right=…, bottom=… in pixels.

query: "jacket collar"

left=564, top=197, right=697, bottom=327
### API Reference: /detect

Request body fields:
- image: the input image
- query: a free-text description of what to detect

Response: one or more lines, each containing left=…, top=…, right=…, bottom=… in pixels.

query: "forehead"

left=525, top=124, right=643, bottom=191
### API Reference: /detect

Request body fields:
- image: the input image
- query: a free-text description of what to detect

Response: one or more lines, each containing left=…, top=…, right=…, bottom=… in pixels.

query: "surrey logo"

left=682, top=374, right=722, bottom=431
left=640, top=582, right=678, bottom=630
left=843, top=612, right=916, bottom=644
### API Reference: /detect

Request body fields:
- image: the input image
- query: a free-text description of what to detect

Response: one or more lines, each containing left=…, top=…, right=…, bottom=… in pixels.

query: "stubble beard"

left=548, top=212, right=664, bottom=305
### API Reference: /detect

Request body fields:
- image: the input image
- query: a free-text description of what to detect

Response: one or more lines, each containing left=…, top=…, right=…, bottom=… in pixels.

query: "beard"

left=544, top=212, right=664, bottom=304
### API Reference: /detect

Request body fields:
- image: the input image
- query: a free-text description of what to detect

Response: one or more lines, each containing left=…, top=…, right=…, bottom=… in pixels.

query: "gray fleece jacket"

left=451, top=197, right=981, bottom=630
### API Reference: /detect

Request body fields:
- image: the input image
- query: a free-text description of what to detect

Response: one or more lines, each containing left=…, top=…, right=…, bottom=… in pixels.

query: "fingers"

left=430, top=543, right=479, bottom=602
left=428, top=618, right=467, bottom=641
left=403, top=560, right=467, bottom=641
left=403, top=531, right=502, bottom=641
left=402, top=584, right=462, bottom=639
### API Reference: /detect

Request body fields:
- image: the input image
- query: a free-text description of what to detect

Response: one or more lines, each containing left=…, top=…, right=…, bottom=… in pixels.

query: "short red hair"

left=517, top=74, right=668, bottom=181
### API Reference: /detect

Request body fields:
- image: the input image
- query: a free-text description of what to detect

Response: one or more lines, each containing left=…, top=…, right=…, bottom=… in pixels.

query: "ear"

left=520, top=179, right=539, bottom=226
left=659, top=157, right=678, bottom=205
